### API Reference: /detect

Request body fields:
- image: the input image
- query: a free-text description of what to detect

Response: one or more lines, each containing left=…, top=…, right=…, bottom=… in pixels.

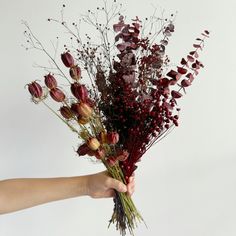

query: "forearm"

left=0, top=176, right=88, bottom=214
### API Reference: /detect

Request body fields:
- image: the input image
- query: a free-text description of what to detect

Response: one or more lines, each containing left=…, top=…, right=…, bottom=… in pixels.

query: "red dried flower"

left=107, top=132, right=119, bottom=144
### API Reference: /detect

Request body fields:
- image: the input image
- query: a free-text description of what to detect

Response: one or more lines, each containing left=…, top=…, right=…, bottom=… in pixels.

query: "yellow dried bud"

left=87, top=137, right=100, bottom=151
left=100, top=131, right=107, bottom=143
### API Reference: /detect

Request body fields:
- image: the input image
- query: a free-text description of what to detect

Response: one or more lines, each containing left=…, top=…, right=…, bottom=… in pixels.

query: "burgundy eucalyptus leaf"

left=181, top=79, right=191, bottom=87
left=177, top=67, right=187, bottom=75
left=166, top=70, right=178, bottom=79
left=171, top=90, right=183, bottom=99
left=181, top=58, right=187, bottom=65
left=186, top=73, right=194, bottom=82
left=187, top=55, right=195, bottom=62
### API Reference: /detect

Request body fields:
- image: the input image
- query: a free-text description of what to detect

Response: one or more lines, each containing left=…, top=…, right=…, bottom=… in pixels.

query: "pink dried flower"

left=107, top=132, right=119, bottom=144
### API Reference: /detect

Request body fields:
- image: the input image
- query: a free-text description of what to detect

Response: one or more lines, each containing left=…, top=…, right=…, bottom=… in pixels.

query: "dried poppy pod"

left=78, top=116, right=90, bottom=125
left=95, top=148, right=106, bottom=160
left=44, top=74, right=57, bottom=89
left=50, top=88, right=65, bottom=102
left=107, top=131, right=119, bottom=144
left=77, top=102, right=93, bottom=118
left=77, top=143, right=94, bottom=156
left=60, top=106, right=74, bottom=119
left=87, top=137, right=100, bottom=151
left=61, top=52, right=75, bottom=68
left=70, top=65, right=81, bottom=81
left=27, top=81, right=43, bottom=98
left=71, top=83, right=88, bottom=102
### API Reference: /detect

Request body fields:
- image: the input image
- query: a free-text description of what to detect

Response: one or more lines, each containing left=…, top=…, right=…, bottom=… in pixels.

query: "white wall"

left=0, top=0, right=236, bottom=235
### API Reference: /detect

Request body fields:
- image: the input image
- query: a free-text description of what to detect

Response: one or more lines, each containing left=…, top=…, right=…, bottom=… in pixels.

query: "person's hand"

left=84, top=171, right=135, bottom=198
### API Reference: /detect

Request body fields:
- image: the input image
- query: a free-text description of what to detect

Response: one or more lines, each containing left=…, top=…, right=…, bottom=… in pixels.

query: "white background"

left=0, top=0, right=236, bottom=235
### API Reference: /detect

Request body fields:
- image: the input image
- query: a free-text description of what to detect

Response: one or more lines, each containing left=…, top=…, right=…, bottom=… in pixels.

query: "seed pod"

left=44, top=74, right=57, bottom=89
left=60, top=106, right=74, bottom=119
left=77, top=102, right=93, bottom=118
left=87, top=137, right=100, bottom=151
left=61, top=52, right=75, bottom=68
left=27, top=81, right=43, bottom=98
left=77, top=143, right=90, bottom=156
left=70, top=66, right=81, bottom=81
left=95, top=148, right=106, bottom=160
left=78, top=116, right=90, bottom=125
left=50, top=88, right=65, bottom=102
left=71, top=83, right=88, bottom=101
left=107, top=132, right=119, bottom=144
left=117, top=150, right=129, bottom=161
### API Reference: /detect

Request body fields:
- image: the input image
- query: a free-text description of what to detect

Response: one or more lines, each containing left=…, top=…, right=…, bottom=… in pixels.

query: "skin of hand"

left=0, top=171, right=135, bottom=215
left=85, top=171, right=135, bottom=198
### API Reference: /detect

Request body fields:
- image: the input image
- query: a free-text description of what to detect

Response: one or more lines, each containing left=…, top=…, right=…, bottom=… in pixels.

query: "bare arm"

left=0, top=171, right=135, bottom=215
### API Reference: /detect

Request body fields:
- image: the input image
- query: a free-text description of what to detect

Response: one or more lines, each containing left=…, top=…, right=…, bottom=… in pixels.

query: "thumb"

left=107, top=178, right=127, bottom=193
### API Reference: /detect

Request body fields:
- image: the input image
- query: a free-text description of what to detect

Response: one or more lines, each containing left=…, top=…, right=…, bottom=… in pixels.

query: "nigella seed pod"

left=70, top=66, right=81, bottom=81
left=27, top=81, right=43, bottom=98
left=50, top=88, right=65, bottom=102
left=60, top=106, right=74, bottom=119
left=117, top=150, right=129, bottom=162
left=61, top=52, right=75, bottom=68
left=107, top=132, right=119, bottom=144
left=78, top=116, right=90, bottom=125
left=95, top=148, right=105, bottom=160
left=87, top=137, right=100, bottom=151
left=44, top=74, right=57, bottom=89
left=77, top=143, right=90, bottom=156
left=78, top=102, right=93, bottom=118
left=71, top=83, right=88, bottom=101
